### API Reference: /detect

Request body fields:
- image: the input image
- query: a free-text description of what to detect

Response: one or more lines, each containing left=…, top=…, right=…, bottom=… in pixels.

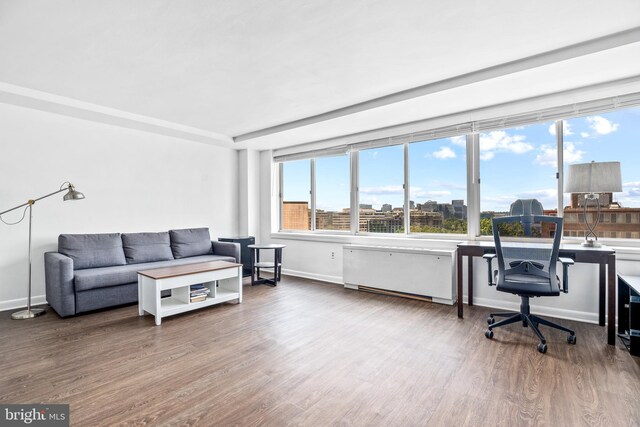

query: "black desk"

left=456, top=241, right=616, bottom=345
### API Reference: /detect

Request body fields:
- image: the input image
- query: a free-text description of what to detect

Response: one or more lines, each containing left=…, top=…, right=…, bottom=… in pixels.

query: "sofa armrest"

left=45, top=252, right=76, bottom=317
left=211, top=240, right=241, bottom=263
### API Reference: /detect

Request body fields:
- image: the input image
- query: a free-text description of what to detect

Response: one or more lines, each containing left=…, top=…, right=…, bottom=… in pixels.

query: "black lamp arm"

left=0, top=185, right=70, bottom=216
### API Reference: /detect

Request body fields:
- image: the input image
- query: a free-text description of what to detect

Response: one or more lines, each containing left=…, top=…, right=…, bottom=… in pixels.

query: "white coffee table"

left=137, top=261, right=242, bottom=325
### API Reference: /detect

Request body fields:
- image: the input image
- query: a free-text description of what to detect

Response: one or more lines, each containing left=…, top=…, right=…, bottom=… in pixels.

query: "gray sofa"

left=44, top=228, right=240, bottom=317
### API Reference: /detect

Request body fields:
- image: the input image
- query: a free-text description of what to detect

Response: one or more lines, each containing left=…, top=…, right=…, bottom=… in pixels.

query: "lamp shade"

left=564, top=161, right=622, bottom=193
left=63, top=184, right=85, bottom=201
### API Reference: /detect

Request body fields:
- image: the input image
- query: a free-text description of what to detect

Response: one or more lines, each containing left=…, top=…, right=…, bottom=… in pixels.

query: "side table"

left=248, top=243, right=285, bottom=286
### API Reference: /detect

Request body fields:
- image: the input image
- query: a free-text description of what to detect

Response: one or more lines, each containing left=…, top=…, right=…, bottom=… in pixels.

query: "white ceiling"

left=1, top=0, right=639, bottom=150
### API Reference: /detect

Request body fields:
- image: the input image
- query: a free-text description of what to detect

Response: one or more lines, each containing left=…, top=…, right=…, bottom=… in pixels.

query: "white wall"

left=257, top=150, right=640, bottom=324
left=0, top=103, right=238, bottom=310
left=238, top=149, right=261, bottom=237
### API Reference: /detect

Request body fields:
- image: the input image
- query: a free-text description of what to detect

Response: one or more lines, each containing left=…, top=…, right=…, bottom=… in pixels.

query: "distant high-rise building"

left=410, top=200, right=415, bottom=209
left=381, top=203, right=392, bottom=212
left=359, top=203, right=373, bottom=209
left=282, top=201, right=310, bottom=230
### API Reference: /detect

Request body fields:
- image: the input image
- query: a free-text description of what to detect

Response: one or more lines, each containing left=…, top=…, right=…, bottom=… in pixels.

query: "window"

left=358, top=145, right=405, bottom=233
left=562, top=107, right=640, bottom=239
left=408, top=137, right=467, bottom=234
left=281, top=160, right=310, bottom=231
left=480, top=122, right=558, bottom=236
left=315, top=155, right=351, bottom=231
left=276, top=103, right=640, bottom=241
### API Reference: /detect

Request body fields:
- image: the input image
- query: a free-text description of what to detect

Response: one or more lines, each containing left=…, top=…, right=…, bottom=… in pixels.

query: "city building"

left=282, top=201, right=310, bottom=230
left=563, top=193, right=640, bottom=239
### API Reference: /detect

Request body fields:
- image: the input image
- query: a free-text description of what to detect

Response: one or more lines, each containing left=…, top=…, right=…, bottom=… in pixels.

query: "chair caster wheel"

left=487, top=316, right=495, bottom=325
left=485, top=330, right=494, bottom=339
left=537, top=342, right=547, bottom=353
left=567, top=334, right=576, bottom=345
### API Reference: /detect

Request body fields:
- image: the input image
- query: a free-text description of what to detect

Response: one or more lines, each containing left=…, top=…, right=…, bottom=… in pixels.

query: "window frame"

left=276, top=103, right=640, bottom=245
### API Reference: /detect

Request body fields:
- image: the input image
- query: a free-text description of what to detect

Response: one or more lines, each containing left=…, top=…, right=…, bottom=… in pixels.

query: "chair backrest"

left=492, top=215, right=563, bottom=287
left=509, top=199, right=543, bottom=236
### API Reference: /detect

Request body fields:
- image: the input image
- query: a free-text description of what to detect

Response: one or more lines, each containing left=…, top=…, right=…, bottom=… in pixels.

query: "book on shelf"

left=190, top=295, right=207, bottom=303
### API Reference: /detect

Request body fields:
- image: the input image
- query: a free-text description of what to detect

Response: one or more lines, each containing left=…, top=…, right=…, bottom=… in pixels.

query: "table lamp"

left=0, top=182, right=85, bottom=319
left=564, top=161, right=622, bottom=247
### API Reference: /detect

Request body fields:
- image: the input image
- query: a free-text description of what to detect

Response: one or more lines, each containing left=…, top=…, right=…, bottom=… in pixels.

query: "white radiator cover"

left=343, top=245, right=457, bottom=305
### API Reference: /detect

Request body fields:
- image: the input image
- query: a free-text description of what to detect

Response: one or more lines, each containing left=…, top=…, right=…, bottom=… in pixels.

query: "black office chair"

left=483, top=215, right=576, bottom=353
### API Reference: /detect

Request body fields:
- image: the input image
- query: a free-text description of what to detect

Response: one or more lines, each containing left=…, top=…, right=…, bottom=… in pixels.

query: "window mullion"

left=350, top=150, right=359, bottom=234
left=467, top=133, right=480, bottom=238
left=310, top=159, right=316, bottom=231
left=556, top=120, right=564, bottom=219
left=403, top=143, right=410, bottom=235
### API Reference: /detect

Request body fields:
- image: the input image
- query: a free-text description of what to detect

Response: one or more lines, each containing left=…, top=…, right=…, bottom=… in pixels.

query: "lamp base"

left=11, top=307, right=45, bottom=319
left=582, top=239, right=601, bottom=248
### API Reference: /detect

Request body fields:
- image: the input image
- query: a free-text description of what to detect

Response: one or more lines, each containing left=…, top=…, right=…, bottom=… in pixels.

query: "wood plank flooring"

left=1, top=276, right=639, bottom=426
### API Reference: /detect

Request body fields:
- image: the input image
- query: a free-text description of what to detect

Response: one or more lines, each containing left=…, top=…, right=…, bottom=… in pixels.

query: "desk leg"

left=457, top=250, right=463, bottom=318
left=468, top=257, right=474, bottom=307
left=607, top=253, right=616, bottom=346
left=599, top=263, right=606, bottom=327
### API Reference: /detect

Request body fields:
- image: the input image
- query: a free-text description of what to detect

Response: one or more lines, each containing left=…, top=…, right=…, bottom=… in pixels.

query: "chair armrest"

left=211, top=240, right=241, bottom=263
left=44, top=252, right=76, bottom=317
left=483, top=253, right=496, bottom=286
left=558, top=257, right=574, bottom=293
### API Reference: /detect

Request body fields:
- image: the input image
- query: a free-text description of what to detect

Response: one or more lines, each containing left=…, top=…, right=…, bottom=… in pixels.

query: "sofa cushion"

left=59, top=233, right=126, bottom=270
left=73, top=254, right=237, bottom=291
left=169, top=228, right=213, bottom=259
left=122, top=232, right=174, bottom=264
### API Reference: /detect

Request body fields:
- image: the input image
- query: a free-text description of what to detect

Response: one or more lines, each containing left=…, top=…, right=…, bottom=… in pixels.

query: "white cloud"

left=563, top=142, right=584, bottom=163
left=479, top=131, right=534, bottom=161
left=432, top=146, right=456, bottom=159
left=548, top=122, right=573, bottom=136
left=534, top=142, right=584, bottom=168
left=622, top=182, right=640, bottom=199
left=449, top=135, right=466, bottom=147
left=360, top=185, right=403, bottom=195
left=586, top=116, right=619, bottom=135
left=580, top=131, right=590, bottom=138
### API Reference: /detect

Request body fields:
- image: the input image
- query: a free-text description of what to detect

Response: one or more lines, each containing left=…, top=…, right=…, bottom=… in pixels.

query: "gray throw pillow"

left=58, top=233, right=126, bottom=270
left=122, top=232, right=174, bottom=264
left=169, top=228, right=213, bottom=259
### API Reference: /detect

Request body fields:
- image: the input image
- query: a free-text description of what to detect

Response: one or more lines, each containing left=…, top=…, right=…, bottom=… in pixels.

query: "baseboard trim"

left=280, top=269, right=343, bottom=285
left=0, top=295, right=47, bottom=313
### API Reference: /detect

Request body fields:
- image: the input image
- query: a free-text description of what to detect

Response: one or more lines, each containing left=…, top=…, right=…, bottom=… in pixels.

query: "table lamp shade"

left=565, top=161, right=622, bottom=194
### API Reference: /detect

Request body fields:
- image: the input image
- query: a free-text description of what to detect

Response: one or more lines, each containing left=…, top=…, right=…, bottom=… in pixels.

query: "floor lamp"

left=565, top=161, right=622, bottom=247
left=0, top=182, right=85, bottom=319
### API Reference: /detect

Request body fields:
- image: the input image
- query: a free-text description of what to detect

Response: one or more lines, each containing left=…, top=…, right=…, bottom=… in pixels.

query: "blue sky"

left=283, top=107, right=640, bottom=213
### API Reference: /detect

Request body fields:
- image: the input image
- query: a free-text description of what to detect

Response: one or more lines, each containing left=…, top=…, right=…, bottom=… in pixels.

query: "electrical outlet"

left=331, top=251, right=335, bottom=259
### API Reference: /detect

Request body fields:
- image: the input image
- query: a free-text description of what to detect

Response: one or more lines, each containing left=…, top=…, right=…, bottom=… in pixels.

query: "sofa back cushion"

left=122, top=232, right=174, bottom=264
left=58, top=233, right=126, bottom=270
left=169, top=228, right=213, bottom=259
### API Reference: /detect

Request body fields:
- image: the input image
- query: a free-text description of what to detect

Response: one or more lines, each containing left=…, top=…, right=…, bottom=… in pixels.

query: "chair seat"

left=497, top=273, right=560, bottom=296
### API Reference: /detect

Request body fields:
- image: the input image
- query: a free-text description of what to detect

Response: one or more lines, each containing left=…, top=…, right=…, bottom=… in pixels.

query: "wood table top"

left=137, top=261, right=242, bottom=280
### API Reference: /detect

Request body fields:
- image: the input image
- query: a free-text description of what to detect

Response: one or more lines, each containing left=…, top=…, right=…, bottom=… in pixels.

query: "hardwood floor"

left=1, top=276, right=639, bottom=426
